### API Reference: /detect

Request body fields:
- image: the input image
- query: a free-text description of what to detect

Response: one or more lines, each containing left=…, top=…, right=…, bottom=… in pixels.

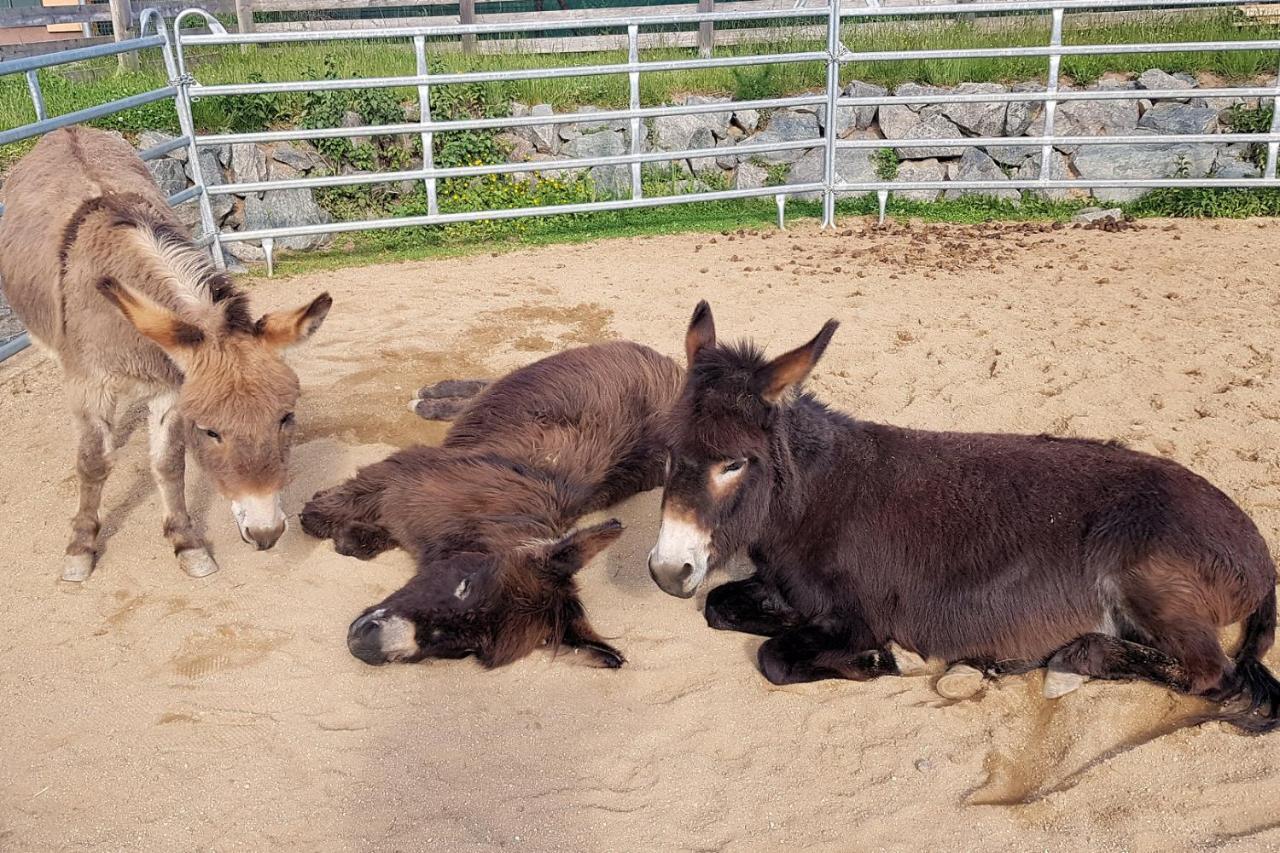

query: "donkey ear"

left=755, top=320, right=839, bottom=404
left=541, top=519, right=625, bottom=579
left=97, top=277, right=205, bottom=360
left=256, top=292, right=332, bottom=349
left=685, top=300, right=716, bottom=366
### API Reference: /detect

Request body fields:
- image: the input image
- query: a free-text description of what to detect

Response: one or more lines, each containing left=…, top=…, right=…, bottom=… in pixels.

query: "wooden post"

left=235, top=0, right=255, bottom=53
left=460, top=0, right=476, bottom=55
left=109, top=0, right=137, bottom=71
left=697, top=0, right=713, bottom=59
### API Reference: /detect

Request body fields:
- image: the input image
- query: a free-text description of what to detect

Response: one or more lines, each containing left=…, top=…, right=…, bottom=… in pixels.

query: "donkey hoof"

left=61, top=553, right=94, bottom=583
left=178, top=548, right=220, bottom=578
left=887, top=641, right=937, bottom=677
left=935, top=663, right=985, bottom=700
left=1043, top=668, right=1089, bottom=699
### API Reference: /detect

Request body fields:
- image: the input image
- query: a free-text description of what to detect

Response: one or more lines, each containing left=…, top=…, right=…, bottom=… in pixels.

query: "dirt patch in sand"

left=2, top=218, right=1279, bottom=851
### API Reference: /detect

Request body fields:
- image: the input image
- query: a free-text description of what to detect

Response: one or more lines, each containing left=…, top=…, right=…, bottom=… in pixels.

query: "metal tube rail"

left=139, top=134, right=193, bottom=161
left=174, top=0, right=1280, bottom=47
left=166, top=186, right=204, bottom=207
left=0, top=87, right=177, bottom=147
left=830, top=178, right=1280, bottom=191
left=178, top=6, right=837, bottom=45
left=195, top=94, right=829, bottom=147
left=835, top=87, right=1279, bottom=108
left=205, top=138, right=825, bottom=196
left=0, top=34, right=166, bottom=76
left=0, top=335, right=30, bottom=362
left=189, top=51, right=829, bottom=97
left=835, top=132, right=1280, bottom=148
left=839, top=40, right=1279, bottom=65
left=221, top=183, right=826, bottom=244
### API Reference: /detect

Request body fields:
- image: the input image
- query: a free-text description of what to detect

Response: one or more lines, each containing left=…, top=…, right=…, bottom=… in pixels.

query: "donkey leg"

left=561, top=606, right=626, bottom=669
left=1046, top=632, right=1195, bottom=695
left=147, top=392, right=218, bottom=578
left=705, top=576, right=800, bottom=637
left=333, top=522, right=395, bottom=560
left=62, top=385, right=117, bottom=581
left=757, top=622, right=898, bottom=686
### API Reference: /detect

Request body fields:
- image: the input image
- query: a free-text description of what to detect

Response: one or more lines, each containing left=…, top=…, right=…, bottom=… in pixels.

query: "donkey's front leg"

left=148, top=393, right=218, bottom=578
left=705, top=575, right=800, bottom=637
left=757, top=621, right=899, bottom=686
left=62, top=386, right=117, bottom=581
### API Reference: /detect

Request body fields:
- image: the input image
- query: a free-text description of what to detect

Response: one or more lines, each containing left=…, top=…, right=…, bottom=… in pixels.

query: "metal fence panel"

left=2, top=1, right=1280, bottom=363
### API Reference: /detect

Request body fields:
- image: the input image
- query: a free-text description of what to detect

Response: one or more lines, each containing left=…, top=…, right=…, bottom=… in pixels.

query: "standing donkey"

left=0, top=127, right=331, bottom=581
left=648, top=301, right=1280, bottom=733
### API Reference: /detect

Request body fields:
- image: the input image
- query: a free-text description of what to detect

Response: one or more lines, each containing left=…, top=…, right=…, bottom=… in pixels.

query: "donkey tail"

left=1205, top=586, right=1280, bottom=735
left=407, top=378, right=489, bottom=421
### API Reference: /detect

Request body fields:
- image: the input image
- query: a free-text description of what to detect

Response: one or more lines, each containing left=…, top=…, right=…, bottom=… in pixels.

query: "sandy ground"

left=2, top=218, right=1280, bottom=852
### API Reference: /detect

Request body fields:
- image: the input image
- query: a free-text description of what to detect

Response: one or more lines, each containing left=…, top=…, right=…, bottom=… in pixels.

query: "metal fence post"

left=109, top=0, right=138, bottom=70
left=162, top=16, right=226, bottom=269
left=1265, top=57, right=1280, bottom=180
left=697, top=0, right=714, bottom=59
left=1039, top=7, right=1064, bottom=190
left=628, top=24, right=642, bottom=201
left=25, top=70, right=47, bottom=121
left=414, top=35, right=439, bottom=215
left=821, top=0, right=841, bottom=228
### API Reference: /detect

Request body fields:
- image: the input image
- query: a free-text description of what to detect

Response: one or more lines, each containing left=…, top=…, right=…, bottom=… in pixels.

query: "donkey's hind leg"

left=1046, top=632, right=1195, bottom=694
left=62, top=382, right=118, bottom=581
left=148, top=392, right=218, bottom=578
left=409, top=379, right=488, bottom=421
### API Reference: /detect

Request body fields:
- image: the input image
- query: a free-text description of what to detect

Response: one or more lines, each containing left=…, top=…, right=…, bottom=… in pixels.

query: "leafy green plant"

left=222, top=73, right=288, bottom=133
left=872, top=147, right=900, bottom=180
left=1226, top=103, right=1275, bottom=169
left=764, top=162, right=790, bottom=186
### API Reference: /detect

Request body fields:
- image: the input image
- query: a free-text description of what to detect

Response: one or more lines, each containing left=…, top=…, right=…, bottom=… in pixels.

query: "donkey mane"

left=60, top=192, right=254, bottom=336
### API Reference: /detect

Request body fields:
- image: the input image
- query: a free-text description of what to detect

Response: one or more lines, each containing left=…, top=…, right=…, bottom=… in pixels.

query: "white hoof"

left=935, top=663, right=985, bottom=700
left=1043, top=668, right=1089, bottom=699
left=887, top=641, right=933, bottom=676
left=61, top=553, right=94, bottom=582
left=178, top=548, right=220, bottom=578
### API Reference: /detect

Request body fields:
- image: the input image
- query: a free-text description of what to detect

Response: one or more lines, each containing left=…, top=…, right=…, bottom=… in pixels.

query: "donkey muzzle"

left=648, top=511, right=711, bottom=597
left=232, top=494, right=287, bottom=551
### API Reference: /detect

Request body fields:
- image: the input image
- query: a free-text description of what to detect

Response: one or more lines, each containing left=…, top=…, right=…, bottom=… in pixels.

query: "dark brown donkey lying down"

left=647, top=302, right=1280, bottom=733
left=302, top=341, right=682, bottom=668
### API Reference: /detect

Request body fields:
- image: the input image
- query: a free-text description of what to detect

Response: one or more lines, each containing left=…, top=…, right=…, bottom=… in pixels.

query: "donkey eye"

left=201, top=427, right=221, bottom=441
left=280, top=412, right=295, bottom=428
left=722, top=458, right=747, bottom=474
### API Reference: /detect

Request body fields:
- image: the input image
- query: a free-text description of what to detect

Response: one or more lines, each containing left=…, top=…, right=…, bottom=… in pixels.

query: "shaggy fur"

left=301, top=340, right=684, bottom=668
left=0, top=126, right=331, bottom=578
left=653, top=301, right=1280, bottom=733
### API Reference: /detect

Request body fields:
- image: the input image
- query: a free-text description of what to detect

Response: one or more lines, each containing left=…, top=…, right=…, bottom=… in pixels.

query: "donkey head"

left=648, top=301, right=838, bottom=597
left=346, top=520, right=625, bottom=666
left=97, top=277, right=331, bottom=550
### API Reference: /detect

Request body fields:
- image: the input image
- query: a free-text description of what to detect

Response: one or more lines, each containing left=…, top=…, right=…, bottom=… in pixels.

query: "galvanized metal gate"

left=1, top=0, right=1279, bottom=362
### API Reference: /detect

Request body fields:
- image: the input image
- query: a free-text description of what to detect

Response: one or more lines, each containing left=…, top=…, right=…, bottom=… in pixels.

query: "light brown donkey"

left=0, top=126, right=331, bottom=581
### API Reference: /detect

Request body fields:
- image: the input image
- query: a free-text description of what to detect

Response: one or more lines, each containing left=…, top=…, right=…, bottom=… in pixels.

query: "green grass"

left=2, top=9, right=1275, bottom=144
left=256, top=185, right=1280, bottom=278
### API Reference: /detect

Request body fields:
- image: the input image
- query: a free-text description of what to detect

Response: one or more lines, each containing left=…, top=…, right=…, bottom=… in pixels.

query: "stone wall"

left=499, top=68, right=1271, bottom=204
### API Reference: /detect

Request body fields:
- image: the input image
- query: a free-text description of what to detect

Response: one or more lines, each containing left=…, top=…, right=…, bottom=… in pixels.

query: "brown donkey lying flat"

left=0, top=127, right=331, bottom=581
left=301, top=341, right=683, bottom=668
left=648, top=301, right=1280, bottom=733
